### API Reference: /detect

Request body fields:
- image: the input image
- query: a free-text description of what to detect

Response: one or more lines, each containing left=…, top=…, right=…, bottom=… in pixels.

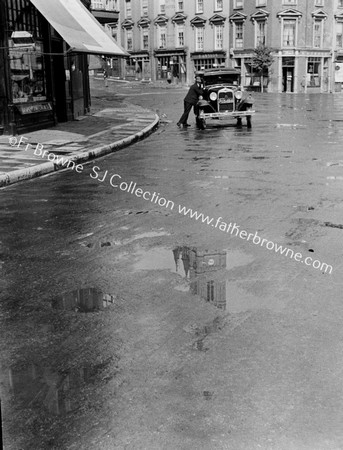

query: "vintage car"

left=195, top=68, right=254, bottom=129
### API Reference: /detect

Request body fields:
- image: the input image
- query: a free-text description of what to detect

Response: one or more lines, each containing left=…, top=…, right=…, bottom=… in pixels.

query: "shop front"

left=0, top=0, right=55, bottom=134
left=273, top=50, right=331, bottom=94
left=191, top=51, right=227, bottom=72
left=334, top=52, right=343, bottom=92
left=0, top=0, right=126, bottom=135
left=154, top=49, right=187, bottom=84
left=126, top=52, right=151, bottom=81
left=304, top=56, right=330, bottom=93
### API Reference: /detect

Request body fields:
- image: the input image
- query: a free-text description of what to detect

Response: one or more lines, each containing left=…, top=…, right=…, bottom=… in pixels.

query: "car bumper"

left=199, top=110, right=255, bottom=119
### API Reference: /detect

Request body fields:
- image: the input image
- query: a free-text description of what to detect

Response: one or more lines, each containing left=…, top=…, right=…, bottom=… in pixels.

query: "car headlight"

left=235, top=90, right=243, bottom=100
left=209, top=92, right=217, bottom=101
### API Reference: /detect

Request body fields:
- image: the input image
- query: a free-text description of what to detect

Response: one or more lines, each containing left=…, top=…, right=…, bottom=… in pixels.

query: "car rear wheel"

left=247, top=116, right=252, bottom=128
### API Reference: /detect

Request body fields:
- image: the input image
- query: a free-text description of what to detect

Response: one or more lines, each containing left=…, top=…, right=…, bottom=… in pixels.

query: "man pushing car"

left=177, top=76, right=203, bottom=128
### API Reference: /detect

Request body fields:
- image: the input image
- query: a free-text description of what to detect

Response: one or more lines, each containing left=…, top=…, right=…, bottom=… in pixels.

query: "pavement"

left=0, top=84, right=159, bottom=188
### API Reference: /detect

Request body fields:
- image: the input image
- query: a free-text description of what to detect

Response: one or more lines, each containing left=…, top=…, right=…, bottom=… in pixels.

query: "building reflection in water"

left=173, top=246, right=227, bottom=310
left=7, top=363, right=99, bottom=416
left=51, top=288, right=115, bottom=312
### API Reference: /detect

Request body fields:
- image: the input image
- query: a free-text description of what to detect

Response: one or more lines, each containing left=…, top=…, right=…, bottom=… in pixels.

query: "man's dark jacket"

left=184, top=83, right=203, bottom=105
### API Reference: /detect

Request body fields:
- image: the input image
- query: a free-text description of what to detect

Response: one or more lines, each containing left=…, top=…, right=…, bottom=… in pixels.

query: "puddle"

left=4, top=360, right=112, bottom=416
left=127, top=230, right=169, bottom=243
left=133, top=246, right=254, bottom=310
left=109, top=230, right=169, bottom=246
left=327, top=176, right=343, bottom=181
left=133, top=246, right=190, bottom=277
left=293, top=205, right=315, bottom=212
left=225, top=250, right=255, bottom=270
left=51, top=288, right=116, bottom=312
left=275, top=123, right=302, bottom=128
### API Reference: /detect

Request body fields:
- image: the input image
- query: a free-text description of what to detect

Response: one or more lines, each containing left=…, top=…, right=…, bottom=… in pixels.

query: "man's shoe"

left=183, top=123, right=191, bottom=127
left=177, top=122, right=182, bottom=128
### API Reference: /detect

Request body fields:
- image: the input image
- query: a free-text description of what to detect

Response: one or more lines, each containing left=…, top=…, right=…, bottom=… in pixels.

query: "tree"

left=251, top=44, right=274, bottom=93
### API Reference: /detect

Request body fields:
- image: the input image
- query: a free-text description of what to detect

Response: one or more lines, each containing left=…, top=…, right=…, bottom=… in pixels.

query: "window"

left=282, top=19, right=296, bottom=47
left=7, top=1, right=46, bottom=105
left=255, top=21, right=266, bottom=46
left=125, top=0, right=132, bottom=18
left=196, top=0, right=204, bottom=13
left=7, top=0, right=43, bottom=38
left=283, top=0, right=297, bottom=4
left=142, top=30, right=149, bottom=49
left=195, top=27, right=204, bottom=51
left=256, top=0, right=266, bottom=5
left=108, top=24, right=118, bottom=40
left=234, top=22, right=243, bottom=48
left=194, top=59, right=213, bottom=71
left=314, top=0, right=323, bottom=5
left=193, top=57, right=226, bottom=71
left=336, top=22, right=343, bottom=47
left=339, top=0, right=343, bottom=7
left=234, top=0, right=243, bottom=9
left=159, top=0, right=166, bottom=13
left=176, top=1, right=183, bottom=11
left=215, top=24, right=224, bottom=50
left=244, top=61, right=261, bottom=87
left=141, top=0, right=148, bottom=16
left=176, top=25, right=184, bottom=47
left=158, top=25, right=167, bottom=48
left=207, top=281, right=214, bottom=303
left=313, top=19, right=323, bottom=48
left=307, top=57, right=321, bottom=87
left=10, top=41, right=47, bottom=105
left=126, top=29, right=133, bottom=50
left=215, top=0, right=223, bottom=11
left=92, top=1, right=104, bottom=8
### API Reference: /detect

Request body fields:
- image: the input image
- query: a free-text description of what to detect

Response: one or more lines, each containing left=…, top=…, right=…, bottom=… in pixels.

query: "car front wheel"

left=196, top=116, right=206, bottom=130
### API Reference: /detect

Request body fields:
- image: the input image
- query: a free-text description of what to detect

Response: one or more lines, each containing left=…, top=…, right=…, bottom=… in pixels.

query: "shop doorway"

left=156, top=55, right=186, bottom=84
left=51, top=40, right=68, bottom=122
left=282, top=57, right=295, bottom=92
left=156, top=56, right=170, bottom=81
left=282, top=67, right=294, bottom=92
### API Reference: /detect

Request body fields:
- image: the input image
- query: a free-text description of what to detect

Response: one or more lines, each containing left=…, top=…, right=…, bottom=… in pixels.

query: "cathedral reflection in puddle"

left=173, top=246, right=227, bottom=310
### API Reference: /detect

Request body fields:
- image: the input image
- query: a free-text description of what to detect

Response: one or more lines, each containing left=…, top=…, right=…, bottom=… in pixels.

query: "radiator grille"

left=218, top=90, right=234, bottom=112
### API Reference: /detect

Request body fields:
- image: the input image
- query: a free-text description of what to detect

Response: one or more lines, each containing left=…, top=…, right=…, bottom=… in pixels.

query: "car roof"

left=196, top=68, right=241, bottom=77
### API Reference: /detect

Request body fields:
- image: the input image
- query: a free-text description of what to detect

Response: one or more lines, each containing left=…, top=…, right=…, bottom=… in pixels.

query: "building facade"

left=90, top=0, right=124, bottom=78
left=120, top=0, right=153, bottom=81
left=229, top=0, right=336, bottom=93
left=117, top=0, right=343, bottom=93
left=119, top=0, right=231, bottom=84
left=334, top=0, right=343, bottom=90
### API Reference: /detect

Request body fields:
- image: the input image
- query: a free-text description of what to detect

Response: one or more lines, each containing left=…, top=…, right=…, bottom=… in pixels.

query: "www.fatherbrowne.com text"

left=90, top=166, right=333, bottom=275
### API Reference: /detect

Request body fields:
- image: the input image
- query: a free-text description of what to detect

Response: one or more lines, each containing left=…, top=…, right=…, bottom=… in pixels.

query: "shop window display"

left=9, top=41, right=46, bottom=104
left=307, top=57, right=321, bottom=87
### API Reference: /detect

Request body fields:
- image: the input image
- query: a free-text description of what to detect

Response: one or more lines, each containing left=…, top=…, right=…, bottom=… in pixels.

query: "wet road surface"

left=1, top=84, right=343, bottom=449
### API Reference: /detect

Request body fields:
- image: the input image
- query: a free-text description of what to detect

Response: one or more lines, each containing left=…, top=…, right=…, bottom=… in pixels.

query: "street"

left=1, top=80, right=343, bottom=449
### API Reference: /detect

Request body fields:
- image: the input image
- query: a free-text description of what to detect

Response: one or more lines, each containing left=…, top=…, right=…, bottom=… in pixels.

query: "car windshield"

left=203, top=74, right=240, bottom=86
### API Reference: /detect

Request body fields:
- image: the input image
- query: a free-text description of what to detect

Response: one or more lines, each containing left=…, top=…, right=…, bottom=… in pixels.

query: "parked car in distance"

left=195, top=68, right=255, bottom=129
